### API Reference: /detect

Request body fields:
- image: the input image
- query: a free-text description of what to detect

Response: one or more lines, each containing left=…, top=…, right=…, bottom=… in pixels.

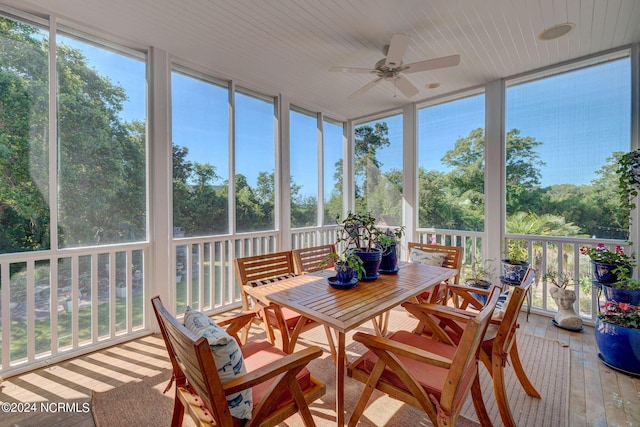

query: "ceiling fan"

left=329, top=34, right=460, bottom=100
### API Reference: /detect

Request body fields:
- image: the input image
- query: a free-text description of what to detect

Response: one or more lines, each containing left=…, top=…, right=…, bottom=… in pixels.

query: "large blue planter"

left=500, top=260, right=530, bottom=283
left=355, top=248, right=382, bottom=281
left=595, top=318, right=640, bottom=376
left=591, top=261, right=631, bottom=284
left=601, top=283, right=640, bottom=305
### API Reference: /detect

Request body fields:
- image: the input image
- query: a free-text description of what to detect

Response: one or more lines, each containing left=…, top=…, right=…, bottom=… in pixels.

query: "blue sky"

left=67, top=37, right=631, bottom=196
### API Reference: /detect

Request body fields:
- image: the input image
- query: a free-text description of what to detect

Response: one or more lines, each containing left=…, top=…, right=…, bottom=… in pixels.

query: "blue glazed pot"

left=591, top=261, right=631, bottom=284
left=601, top=283, right=640, bottom=305
left=500, top=260, right=530, bottom=283
left=379, top=243, right=398, bottom=272
left=335, top=263, right=357, bottom=283
left=595, top=318, right=640, bottom=375
left=355, top=248, right=382, bottom=281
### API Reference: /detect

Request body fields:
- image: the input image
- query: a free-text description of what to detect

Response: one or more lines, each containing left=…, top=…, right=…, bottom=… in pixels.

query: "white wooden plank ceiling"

left=8, top=0, right=640, bottom=121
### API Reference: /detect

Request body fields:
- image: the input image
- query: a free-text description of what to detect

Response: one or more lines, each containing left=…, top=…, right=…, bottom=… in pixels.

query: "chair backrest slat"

left=441, top=286, right=501, bottom=410
left=235, top=251, right=296, bottom=310
left=151, top=296, right=230, bottom=424
left=407, top=243, right=463, bottom=283
left=293, top=244, right=336, bottom=274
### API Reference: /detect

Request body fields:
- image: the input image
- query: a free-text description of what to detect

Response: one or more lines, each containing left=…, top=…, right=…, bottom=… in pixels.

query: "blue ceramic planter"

left=335, top=264, right=357, bottom=283
left=595, top=318, right=640, bottom=376
left=601, top=283, right=640, bottom=305
left=500, top=260, right=530, bottom=283
left=355, top=248, right=382, bottom=281
left=591, top=261, right=631, bottom=284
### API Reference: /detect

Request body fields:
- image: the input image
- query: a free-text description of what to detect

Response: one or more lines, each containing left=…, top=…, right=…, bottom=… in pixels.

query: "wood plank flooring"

left=0, top=310, right=638, bottom=426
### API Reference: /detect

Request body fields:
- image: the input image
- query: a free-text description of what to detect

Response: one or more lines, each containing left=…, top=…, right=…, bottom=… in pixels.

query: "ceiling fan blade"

left=394, top=75, right=419, bottom=98
left=402, top=54, right=461, bottom=74
left=329, top=66, right=376, bottom=74
left=385, top=34, right=410, bottom=68
left=348, top=78, right=383, bottom=100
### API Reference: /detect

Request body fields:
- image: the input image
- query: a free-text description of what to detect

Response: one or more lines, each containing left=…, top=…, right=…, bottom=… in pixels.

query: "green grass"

left=7, top=293, right=144, bottom=363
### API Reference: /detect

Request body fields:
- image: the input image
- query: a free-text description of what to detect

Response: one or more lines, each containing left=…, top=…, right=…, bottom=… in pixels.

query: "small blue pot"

left=335, top=263, right=357, bottom=283
left=595, top=318, right=640, bottom=376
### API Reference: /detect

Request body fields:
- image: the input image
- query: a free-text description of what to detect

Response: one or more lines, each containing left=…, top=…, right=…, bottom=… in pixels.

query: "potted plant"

left=595, top=300, right=640, bottom=375
left=542, top=270, right=583, bottom=331
left=376, top=225, right=405, bottom=274
left=602, top=276, right=640, bottom=306
left=322, top=250, right=365, bottom=287
left=464, top=258, right=494, bottom=304
left=501, top=239, right=530, bottom=283
left=580, top=243, right=635, bottom=284
left=334, top=212, right=383, bottom=281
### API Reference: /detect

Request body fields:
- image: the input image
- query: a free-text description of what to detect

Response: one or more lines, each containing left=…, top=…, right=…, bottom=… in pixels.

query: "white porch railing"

left=418, top=229, right=630, bottom=325
left=1, top=226, right=627, bottom=377
left=0, top=242, right=150, bottom=377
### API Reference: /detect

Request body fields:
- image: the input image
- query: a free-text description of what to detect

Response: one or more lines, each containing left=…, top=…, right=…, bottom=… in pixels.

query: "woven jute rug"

left=92, top=308, right=569, bottom=426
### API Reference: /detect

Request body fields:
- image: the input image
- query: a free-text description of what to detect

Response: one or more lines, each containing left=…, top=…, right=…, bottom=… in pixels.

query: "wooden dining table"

left=242, top=261, right=457, bottom=426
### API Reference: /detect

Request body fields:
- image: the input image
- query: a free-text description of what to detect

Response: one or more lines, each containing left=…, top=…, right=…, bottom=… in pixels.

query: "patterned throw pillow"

left=183, top=307, right=253, bottom=420
left=492, top=289, right=511, bottom=320
left=248, top=272, right=296, bottom=287
left=409, top=248, right=447, bottom=266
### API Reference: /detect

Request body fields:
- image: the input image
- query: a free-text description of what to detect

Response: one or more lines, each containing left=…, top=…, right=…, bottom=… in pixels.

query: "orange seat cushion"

left=356, top=330, right=476, bottom=408
left=265, top=306, right=316, bottom=330
left=241, top=340, right=313, bottom=410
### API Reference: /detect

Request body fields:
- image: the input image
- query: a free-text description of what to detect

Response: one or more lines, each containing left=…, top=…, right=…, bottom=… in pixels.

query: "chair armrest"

left=222, top=346, right=323, bottom=395
left=446, top=283, right=490, bottom=310
left=402, top=301, right=474, bottom=322
left=216, top=311, right=257, bottom=342
left=353, top=332, right=452, bottom=369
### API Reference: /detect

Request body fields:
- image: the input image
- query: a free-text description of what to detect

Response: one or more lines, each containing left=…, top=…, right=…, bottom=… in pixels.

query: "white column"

left=402, top=103, right=417, bottom=249
left=485, top=79, right=506, bottom=273
left=278, top=95, right=291, bottom=250
left=148, top=47, right=172, bottom=322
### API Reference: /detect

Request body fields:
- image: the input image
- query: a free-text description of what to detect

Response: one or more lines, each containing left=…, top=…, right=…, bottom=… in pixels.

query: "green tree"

left=353, top=122, right=390, bottom=212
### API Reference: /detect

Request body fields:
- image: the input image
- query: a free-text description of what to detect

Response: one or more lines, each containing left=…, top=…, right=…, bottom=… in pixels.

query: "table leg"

left=336, top=331, right=345, bottom=426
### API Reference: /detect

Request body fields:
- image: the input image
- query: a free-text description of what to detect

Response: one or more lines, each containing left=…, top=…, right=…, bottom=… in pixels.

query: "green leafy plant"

left=616, top=149, right=640, bottom=240
left=322, top=250, right=365, bottom=279
left=502, top=239, right=528, bottom=263
left=464, top=257, right=494, bottom=283
left=599, top=301, right=640, bottom=329
left=376, top=226, right=405, bottom=250
left=542, top=270, right=576, bottom=289
left=334, top=211, right=382, bottom=253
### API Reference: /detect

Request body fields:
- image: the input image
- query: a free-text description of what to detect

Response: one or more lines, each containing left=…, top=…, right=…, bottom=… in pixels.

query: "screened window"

left=235, top=90, right=276, bottom=232
left=417, top=94, right=485, bottom=231
left=290, top=107, right=318, bottom=228
left=505, top=55, right=631, bottom=239
left=171, top=68, right=230, bottom=237
left=323, top=119, right=343, bottom=224
left=354, top=114, right=403, bottom=225
left=57, top=33, right=147, bottom=248
left=0, top=15, right=50, bottom=253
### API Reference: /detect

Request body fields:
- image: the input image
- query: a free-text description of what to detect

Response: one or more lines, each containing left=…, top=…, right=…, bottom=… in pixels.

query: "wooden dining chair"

left=347, top=286, right=501, bottom=427
left=151, top=296, right=325, bottom=427
left=292, top=244, right=337, bottom=274
left=407, top=242, right=463, bottom=304
left=408, top=267, right=540, bottom=427
left=234, top=251, right=323, bottom=353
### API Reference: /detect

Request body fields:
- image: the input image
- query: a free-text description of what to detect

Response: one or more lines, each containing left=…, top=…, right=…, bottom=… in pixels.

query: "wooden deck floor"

left=0, top=311, right=638, bottom=426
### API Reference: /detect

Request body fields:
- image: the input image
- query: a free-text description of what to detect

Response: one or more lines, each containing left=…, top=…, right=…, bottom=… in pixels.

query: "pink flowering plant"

left=580, top=243, right=636, bottom=266
left=599, top=301, right=640, bottom=329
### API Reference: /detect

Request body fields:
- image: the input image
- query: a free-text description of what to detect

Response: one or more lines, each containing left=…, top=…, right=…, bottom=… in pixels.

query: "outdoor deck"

left=0, top=310, right=638, bottom=426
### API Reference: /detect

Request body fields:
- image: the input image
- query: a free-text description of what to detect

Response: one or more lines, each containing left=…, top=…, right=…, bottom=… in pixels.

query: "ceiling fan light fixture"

left=538, top=23, right=575, bottom=41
